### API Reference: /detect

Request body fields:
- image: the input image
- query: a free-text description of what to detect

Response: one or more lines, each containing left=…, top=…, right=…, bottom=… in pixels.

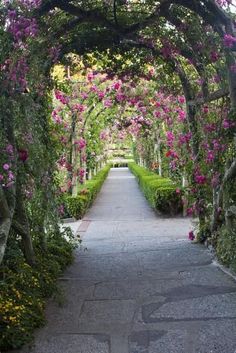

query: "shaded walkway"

left=19, top=168, right=236, bottom=353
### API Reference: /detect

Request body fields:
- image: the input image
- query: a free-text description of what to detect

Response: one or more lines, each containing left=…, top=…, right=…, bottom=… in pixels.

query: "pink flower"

left=178, top=96, right=185, bottom=104
left=100, top=130, right=108, bottom=140
left=87, top=72, right=94, bottom=81
left=98, top=91, right=105, bottom=99
left=6, top=144, right=14, bottom=154
left=206, top=150, right=214, bottom=163
left=175, top=188, right=181, bottom=194
left=103, top=99, right=112, bottom=108
left=58, top=204, right=65, bottom=216
left=210, top=51, right=220, bottom=62
left=178, top=110, right=186, bottom=122
left=3, top=164, right=10, bottom=170
left=195, top=174, right=207, bottom=185
left=81, top=92, right=88, bottom=100
left=79, top=168, right=85, bottom=183
left=54, top=90, right=69, bottom=105
left=166, top=131, right=175, bottom=147
left=8, top=171, right=14, bottom=181
left=222, top=119, right=230, bottom=129
left=18, top=149, right=28, bottom=162
left=57, top=156, right=66, bottom=167
left=112, top=81, right=121, bottom=90
left=203, top=106, right=209, bottom=114
left=224, top=34, right=236, bottom=48
left=73, top=104, right=86, bottom=112
left=187, top=207, right=194, bottom=216
left=116, top=93, right=126, bottom=102
left=75, top=138, right=86, bottom=150
left=154, top=111, right=161, bottom=118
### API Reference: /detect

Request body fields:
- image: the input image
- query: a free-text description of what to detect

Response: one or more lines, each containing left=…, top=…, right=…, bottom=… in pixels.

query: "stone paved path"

left=19, top=168, right=236, bottom=353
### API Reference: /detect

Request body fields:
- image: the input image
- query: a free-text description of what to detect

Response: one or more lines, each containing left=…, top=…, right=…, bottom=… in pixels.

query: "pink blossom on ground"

left=187, top=207, right=194, bottom=216
left=188, top=231, right=195, bottom=241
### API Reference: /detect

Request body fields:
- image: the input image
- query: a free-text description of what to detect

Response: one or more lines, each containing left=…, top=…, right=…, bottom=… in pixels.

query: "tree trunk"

left=0, top=186, right=13, bottom=264
left=0, top=101, right=17, bottom=265
left=14, top=179, right=36, bottom=266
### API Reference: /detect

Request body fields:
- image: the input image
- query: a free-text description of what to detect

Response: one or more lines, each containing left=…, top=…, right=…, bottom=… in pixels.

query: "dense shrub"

left=128, top=162, right=183, bottom=215
left=0, top=228, right=76, bottom=351
left=63, top=164, right=111, bottom=219
left=217, top=227, right=236, bottom=272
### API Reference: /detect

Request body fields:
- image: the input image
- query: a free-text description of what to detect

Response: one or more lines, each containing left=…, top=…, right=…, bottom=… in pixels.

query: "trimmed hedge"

left=128, top=162, right=183, bottom=215
left=63, top=164, right=111, bottom=219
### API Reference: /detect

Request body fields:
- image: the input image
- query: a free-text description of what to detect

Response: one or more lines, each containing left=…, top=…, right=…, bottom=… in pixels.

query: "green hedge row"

left=63, top=164, right=111, bottom=219
left=128, top=162, right=183, bottom=215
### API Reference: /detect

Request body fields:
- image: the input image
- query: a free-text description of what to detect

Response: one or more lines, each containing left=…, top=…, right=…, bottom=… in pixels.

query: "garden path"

left=19, top=168, right=236, bottom=353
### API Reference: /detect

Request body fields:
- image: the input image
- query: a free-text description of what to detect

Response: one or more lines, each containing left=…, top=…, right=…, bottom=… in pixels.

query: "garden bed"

left=0, top=228, right=76, bottom=351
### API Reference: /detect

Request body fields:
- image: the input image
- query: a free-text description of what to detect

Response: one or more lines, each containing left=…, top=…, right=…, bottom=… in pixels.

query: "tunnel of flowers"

left=0, top=0, right=236, bottom=349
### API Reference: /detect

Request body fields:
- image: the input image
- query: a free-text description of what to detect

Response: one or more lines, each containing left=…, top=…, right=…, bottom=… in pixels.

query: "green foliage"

left=63, top=194, right=89, bottom=219
left=63, top=164, right=111, bottom=219
left=216, top=227, right=236, bottom=272
left=129, top=162, right=183, bottom=215
left=0, top=229, right=75, bottom=351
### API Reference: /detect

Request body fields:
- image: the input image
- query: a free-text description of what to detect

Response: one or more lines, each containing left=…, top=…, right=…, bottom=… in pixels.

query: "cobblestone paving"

left=18, top=168, right=236, bottom=353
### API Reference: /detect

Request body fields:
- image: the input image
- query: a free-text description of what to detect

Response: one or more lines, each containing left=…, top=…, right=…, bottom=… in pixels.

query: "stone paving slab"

left=16, top=168, right=236, bottom=353
left=29, top=334, right=110, bottom=353
left=129, top=329, right=187, bottom=353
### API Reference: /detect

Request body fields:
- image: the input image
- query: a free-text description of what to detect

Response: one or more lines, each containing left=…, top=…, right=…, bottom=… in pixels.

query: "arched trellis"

left=0, top=0, right=235, bottom=266
left=39, top=0, right=235, bottom=235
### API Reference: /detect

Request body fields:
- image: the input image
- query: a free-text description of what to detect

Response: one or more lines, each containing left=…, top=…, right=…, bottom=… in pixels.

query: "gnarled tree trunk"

left=13, top=178, right=36, bottom=266
left=0, top=186, right=15, bottom=264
